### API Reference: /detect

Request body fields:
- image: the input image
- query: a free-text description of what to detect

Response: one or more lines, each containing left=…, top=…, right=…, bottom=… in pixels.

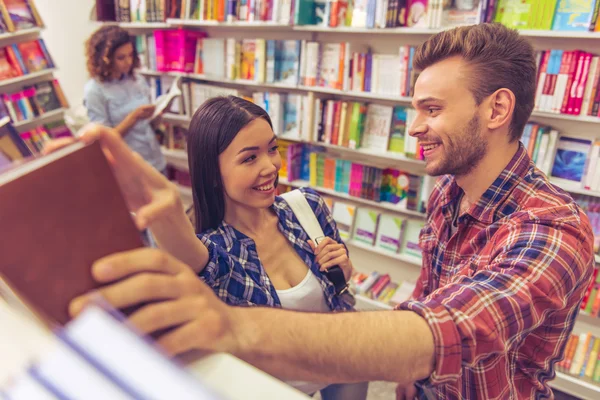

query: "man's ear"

left=485, top=88, right=515, bottom=132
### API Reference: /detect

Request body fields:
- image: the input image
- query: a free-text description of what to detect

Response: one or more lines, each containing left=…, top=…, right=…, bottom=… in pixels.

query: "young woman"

left=186, top=96, right=366, bottom=398
left=57, top=96, right=369, bottom=399
left=83, top=25, right=166, bottom=174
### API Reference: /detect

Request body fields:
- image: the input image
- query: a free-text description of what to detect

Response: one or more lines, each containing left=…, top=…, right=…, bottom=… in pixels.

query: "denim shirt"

left=83, top=75, right=166, bottom=172
left=197, top=187, right=355, bottom=312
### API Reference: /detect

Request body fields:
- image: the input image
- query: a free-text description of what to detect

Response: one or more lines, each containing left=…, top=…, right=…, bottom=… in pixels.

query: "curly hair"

left=85, top=25, right=141, bottom=82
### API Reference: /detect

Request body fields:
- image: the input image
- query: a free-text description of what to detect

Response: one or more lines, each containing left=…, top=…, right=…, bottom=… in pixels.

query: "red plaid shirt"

left=399, top=143, right=595, bottom=399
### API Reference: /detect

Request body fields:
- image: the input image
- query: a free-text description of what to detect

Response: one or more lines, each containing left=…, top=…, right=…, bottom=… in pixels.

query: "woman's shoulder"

left=84, top=78, right=102, bottom=93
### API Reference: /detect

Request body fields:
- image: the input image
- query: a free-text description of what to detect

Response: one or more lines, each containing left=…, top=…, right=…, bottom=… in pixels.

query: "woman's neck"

left=223, top=204, right=275, bottom=238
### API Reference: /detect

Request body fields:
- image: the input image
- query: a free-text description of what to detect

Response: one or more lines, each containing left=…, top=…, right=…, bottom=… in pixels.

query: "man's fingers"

left=128, top=298, right=200, bottom=335
left=69, top=272, right=181, bottom=317
left=91, top=248, right=184, bottom=283
left=41, top=137, right=77, bottom=155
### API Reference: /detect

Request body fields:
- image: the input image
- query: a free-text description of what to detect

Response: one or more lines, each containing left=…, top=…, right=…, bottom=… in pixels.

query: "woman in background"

left=83, top=25, right=166, bottom=174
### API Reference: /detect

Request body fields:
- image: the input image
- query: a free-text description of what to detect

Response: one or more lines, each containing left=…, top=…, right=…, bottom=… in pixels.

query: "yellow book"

left=309, top=152, right=317, bottom=186
left=585, top=338, right=600, bottom=378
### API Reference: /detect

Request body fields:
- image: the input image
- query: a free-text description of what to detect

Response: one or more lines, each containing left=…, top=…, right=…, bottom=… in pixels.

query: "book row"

left=558, top=330, right=600, bottom=383
left=535, top=50, right=600, bottom=117
left=97, top=0, right=600, bottom=33
left=0, top=79, right=68, bottom=125
left=0, top=0, right=42, bottom=33
left=351, top=271, right=416, bottom=307
left=0, top=38, right=54, bottom=81
left=136, top=32, right=600, bottom=118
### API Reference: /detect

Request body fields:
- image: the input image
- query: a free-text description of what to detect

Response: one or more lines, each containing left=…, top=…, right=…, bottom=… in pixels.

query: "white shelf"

left=347, top=240, right=422, bottom=267
left=141, top=21, right=600, bottom=40
left=140, top=69, right=600, bottom=125
left=551, top=371, right=600, bottom=400
left=355, top=295, right=393, bottom=311
left=161, top=147, right=189, bottom=171
left=176, top=183, right=193, bottom=204
left=279, top=178, right=426, bottom=219
left=119, top=22, right=170, bottom=29
left=314, top=142, right=424, bottom=167
left=531, top=111, right=600, bottom=124
left=550, top=179, right=600, bottom=198
left=0, top=27, right=43, bottom=44
left=596, top=255, right=600, bottom=264
left=0, top=68, right=56, bottom=90
left=167, top=19, right=292, bottom=29
left=162, top=113, right=191, bottom=126
left=12, top=108, right=66, bottom=132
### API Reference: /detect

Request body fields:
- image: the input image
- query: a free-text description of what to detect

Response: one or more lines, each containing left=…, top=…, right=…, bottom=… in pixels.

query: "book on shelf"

left=0, top=141, right=144, bottom=327
left=99, top=0, right=600, bottom=33
left=0, top=38, right=54, bottom=81
left=0, top=79, right=68, bottom=126
left=0, top=0, right=43, bottom=32
left=0, top=115, right=31, bottom=168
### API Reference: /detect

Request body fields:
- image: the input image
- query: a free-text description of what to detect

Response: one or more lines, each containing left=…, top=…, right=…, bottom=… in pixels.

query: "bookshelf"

left=12, top=107, right=67, bottom=132
left=140, top=70, right=600, bottom=126
left=0, top=2, right=70, bottom=153
left=102, top=1, right=600, bottom=397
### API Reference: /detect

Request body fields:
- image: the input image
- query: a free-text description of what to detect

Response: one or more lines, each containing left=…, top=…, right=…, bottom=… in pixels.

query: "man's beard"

left=426, top=114, right=487, bottom=177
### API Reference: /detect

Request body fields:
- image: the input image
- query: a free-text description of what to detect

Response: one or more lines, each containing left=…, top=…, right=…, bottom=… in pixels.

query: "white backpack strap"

left=280, top=189, right=325, bottom=242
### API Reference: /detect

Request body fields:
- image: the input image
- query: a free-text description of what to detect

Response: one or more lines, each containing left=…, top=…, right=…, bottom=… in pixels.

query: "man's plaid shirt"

left=401, top=143, right=595, bottom=399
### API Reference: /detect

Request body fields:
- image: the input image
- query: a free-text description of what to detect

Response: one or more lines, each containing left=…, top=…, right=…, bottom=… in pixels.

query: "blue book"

left=552, top=0, right=596, bottom=31
left=551, top=136, right=593, bottom=182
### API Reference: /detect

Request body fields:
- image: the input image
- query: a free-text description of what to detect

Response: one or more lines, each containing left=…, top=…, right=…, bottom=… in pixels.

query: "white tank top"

left=275, top=269, right=331, bottom=394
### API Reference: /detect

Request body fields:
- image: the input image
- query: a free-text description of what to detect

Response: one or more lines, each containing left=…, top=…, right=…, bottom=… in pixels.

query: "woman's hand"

left=42, top=125, right=208, bottom=272
left=132, top=104, right=156, bottom=121
left=44, top=124, right=181, bottom=231
left=308, top=237, right=353, bottom=282
left=69, top=248, right=235, bottom=356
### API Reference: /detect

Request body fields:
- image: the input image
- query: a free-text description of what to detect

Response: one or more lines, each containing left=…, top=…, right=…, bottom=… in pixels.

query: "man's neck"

left=455, top=140, right=519, bottom=208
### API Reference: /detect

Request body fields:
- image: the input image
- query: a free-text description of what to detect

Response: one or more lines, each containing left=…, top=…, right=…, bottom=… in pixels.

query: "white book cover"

left=581, top=56, right=599, bottom=115
left=304, top=42, right=320, bottom=86
left=203, top=39, right=226, bottom=78
left=319, top=43, right=343, bottom=89
left=534, top=131, right=550, bottom=170
left=332, top=201, right=356, bottom=239
left=375, top=214, right=404, bottom=253
left=541, top=129, right=559, bottom=176
left=353, top=208, right=380, bottom=245
left=362, top=104, right=393, bottom=152
left=351, top=0, right=368, bottom=27
left=400, top=219, right=424, bottom=259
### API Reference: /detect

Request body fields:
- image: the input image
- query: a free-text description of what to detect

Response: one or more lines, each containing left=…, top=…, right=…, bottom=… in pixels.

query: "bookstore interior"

left=1, top=0, right=600, bottom=399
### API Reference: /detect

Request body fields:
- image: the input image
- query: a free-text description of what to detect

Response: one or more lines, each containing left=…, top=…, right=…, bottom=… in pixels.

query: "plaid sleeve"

left=197, top=236, right=229, bottom=289
left=398, top=213, right=594, bottom=385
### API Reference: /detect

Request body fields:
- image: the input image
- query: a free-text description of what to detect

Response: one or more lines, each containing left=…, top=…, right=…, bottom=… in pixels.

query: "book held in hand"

left=0, top=140, right=143, bottom=327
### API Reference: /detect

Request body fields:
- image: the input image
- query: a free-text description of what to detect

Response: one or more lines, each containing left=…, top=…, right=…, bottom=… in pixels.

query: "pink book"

left=574, top=53, right=593, bottom=115
left=566, top=52, right=585, bottom=114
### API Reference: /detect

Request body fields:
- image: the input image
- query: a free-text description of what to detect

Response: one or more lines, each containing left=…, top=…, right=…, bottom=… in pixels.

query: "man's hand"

left=308, top=237, right=353, bottom=281
left=69, top=248, right=235, bottom=356
left=396, top=383, right=417, bottom=400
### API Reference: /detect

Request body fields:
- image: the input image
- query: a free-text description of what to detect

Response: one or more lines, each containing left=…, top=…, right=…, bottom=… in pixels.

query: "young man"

left=70, top=23, right=594, bottom=399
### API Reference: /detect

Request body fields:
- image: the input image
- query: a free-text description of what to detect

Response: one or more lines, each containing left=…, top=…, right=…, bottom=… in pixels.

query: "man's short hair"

left=414, top=23, right=537, bottom=142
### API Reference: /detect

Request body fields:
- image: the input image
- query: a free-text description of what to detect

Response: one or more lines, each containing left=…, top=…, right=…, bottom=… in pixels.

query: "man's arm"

left=228, top=308, right=435, bottom=386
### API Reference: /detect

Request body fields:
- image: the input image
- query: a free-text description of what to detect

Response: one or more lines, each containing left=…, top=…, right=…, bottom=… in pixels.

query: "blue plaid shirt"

left=197, top=187, right=355, bottom=312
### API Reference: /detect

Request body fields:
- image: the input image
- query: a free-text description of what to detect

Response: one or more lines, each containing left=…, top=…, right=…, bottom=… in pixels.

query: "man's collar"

left=439, top=142, right=531, bottom=224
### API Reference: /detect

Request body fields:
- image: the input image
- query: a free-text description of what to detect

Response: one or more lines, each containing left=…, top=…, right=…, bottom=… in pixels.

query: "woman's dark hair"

left=188, top=96, right=273, bottom=233
left=85, top=25, right=140, bottom=82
